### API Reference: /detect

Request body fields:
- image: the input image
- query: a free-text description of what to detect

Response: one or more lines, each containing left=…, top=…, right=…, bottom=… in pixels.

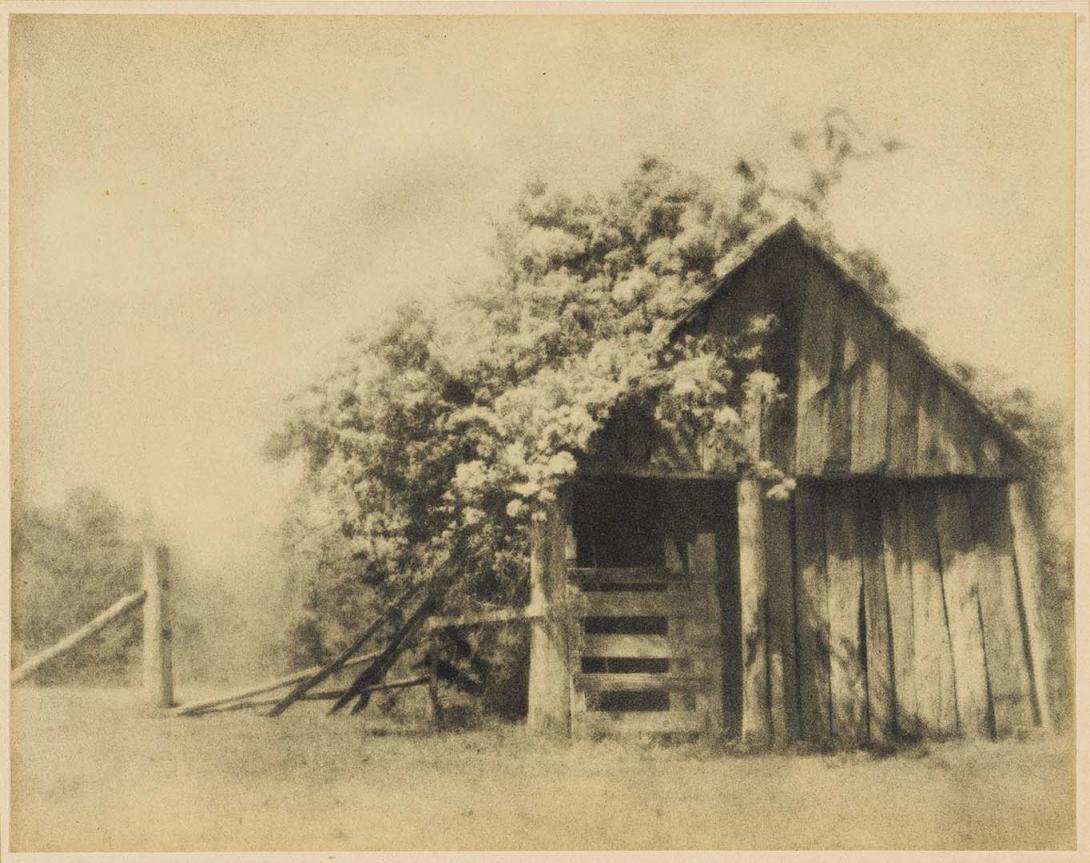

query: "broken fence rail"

left=266, top=574, right=435, bottom=717
left=172, top=649, right=385, bottom=716
left=175, top=591, right=539, bottom=718
left=180, top=674, right=430, bottom=716
left=12, top=590, right=147, bottom=684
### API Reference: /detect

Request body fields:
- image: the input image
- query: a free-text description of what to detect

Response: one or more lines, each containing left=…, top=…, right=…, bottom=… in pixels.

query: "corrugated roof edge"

left=670, top=217, right=1034, bottom=470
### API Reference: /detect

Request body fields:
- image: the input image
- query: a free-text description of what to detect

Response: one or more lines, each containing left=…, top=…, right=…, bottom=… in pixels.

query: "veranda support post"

left=142, top=543, right=175, bottom=708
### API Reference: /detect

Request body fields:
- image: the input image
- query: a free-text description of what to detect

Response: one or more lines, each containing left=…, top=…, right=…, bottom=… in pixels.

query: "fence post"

left=142, top=543, right=175, bottom=708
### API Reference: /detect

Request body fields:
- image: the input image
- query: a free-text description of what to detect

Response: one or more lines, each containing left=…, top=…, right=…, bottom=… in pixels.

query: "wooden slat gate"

left=567, top=557, right=724, bottom=736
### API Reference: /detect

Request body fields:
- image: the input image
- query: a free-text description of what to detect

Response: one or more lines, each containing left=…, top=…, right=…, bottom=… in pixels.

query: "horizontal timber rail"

left=426, top=605, right=541, bottom=632
left=173, top=649, right=382, bottom=716
left=574, top=672, right=710, bottom=692
left=181, top=674, right=430, bottom=716
left=581, top=593, right=696, bottom=616
left=12, top=590, right=147, bottom=684
left=568, top=567, right=684, bottom=582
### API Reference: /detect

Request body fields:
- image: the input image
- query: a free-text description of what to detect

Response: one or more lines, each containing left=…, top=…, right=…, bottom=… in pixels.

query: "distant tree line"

left=11, top=486, right=143, bottom=683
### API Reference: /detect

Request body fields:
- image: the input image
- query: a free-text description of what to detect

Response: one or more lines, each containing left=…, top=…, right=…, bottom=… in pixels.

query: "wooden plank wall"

left=794, top=252, right=1018, bottom=479
left=780, top=479, right=1038, bottom=744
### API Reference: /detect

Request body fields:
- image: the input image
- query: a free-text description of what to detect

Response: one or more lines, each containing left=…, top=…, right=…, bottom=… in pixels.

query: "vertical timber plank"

left=738, top=478, right=771, bottom=743
left=795, top=263, right=838, bottom=475
left=880, top=485, right=919, bottom=737
left=935, top=485, right=993, bottom=738
left=823, top=484, right=868, bottom=743
left=916, top=370, right=949, bottom=476
left=968, top=484, right=1035, bottom=735
left=858, top=482, right=895, bottom=744
left=887, top=338, right=920, bottom=476
left=690, top=531, right=725, bottom=734
left=825, top=322, right=855, bottom=474
left=1007, top=482, right=1054, bottom=731
left=848, top=304, right=890, bottom=474
left=718, top=486, right=744, bottom=739
left=945, top=389, right=980, bottom=476
left=793, top=484, right=832, bottom=742
left=906, top=486, right=959, bottom=736
left=976, top=435, right=1005, bottom=478
left=765, top=496, right=798, bottom=743
left=931, top=385, right=979, bottom=476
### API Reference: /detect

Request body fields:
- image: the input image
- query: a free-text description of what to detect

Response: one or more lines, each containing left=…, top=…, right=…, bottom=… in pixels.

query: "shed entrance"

left=567, top=479, right=741, bottom=736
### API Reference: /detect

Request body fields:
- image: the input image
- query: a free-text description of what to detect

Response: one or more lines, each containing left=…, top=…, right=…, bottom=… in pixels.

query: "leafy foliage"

left=269, top=160, right=779, bottom=654
left=267, top=116, right=908, bottom=666
left=268, top=113, right=1072, bottom=727
left=11, top=486, right=143, bottom=682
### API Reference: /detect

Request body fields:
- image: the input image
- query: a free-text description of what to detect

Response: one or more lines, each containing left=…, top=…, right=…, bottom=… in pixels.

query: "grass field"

left=9, top=685, right=1077, bottom=852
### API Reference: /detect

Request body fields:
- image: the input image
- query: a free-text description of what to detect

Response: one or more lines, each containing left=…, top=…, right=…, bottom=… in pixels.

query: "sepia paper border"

left=0, top=2, right=1086, bottom=861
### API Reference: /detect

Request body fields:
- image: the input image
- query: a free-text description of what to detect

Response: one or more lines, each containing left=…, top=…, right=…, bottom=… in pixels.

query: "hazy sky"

left=10, top=13, right=1075, bottom=578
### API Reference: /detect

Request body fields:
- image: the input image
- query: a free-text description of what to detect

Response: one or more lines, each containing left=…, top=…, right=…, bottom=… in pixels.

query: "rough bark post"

left=738, top=477, right=771, bottom=744
left=142, top=543, right=174, bottom=709
left=527, top=490, right=572, bottom=734
left=1006, top=481, right=1054, bottom=731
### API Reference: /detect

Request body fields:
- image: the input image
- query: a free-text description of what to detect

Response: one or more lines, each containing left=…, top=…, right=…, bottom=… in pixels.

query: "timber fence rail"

left=12, top=536, right=539, bottom=725
left=12, top=542, right=175, bottom=709
left=12, top=590, right=147, bottom=684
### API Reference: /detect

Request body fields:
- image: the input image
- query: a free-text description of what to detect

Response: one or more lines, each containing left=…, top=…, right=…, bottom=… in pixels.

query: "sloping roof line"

left=672, top=217, right=1032, bottom=466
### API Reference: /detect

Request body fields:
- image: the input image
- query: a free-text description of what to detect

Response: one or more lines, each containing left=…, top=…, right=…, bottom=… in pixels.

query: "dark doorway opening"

left=568, top=478, right=742, bottom=736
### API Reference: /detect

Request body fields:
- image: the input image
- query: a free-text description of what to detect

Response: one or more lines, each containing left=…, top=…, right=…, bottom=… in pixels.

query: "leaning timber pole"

left=11, top=591, right=147, bottom=684
left=142, top=543, right=175, bottom=708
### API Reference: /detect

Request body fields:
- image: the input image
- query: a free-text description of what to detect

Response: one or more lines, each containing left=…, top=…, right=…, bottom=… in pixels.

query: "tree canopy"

left=266, top=114, right=914, bottom=655
left=11, top=486, right=143, bottom=681
left=265, top=113, right=1068, bottom=689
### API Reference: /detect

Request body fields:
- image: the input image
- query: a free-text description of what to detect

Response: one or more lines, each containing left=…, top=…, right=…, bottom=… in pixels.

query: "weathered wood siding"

left=790, top=245, right=1022, bottom=479
left=584, top=224, right=1024, bottom=482
left=906, top=485, right=959, bottom=735
left=764, top=496, right=798, bottom=743
left=793, top=484, right=832, bottom=741
left=692, top=226, right=1025, bottom=480
left=702, top=235, right=806, bottom=473
left=536, top=474, right=1040, bottom=745
left=542, top=223, right=1044, bottom=744
left=563, top=480, right=737, bottom=737
left=775, top=478, right=1037, bottom=743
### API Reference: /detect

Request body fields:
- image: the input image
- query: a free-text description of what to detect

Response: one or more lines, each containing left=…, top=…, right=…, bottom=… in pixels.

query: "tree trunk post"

left=527, top=490, right=572, bottom=734
left=142, top=543, right=175, bottom=708
left=738, top=477, right=771, bottom=744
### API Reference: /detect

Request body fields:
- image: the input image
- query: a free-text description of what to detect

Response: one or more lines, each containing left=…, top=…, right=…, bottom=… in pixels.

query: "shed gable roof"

left=567, top=217, right=1029, bottom=483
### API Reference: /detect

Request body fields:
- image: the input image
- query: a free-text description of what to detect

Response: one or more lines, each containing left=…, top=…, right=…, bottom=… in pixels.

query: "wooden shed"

left=527, top=219, right=1052, bottom=744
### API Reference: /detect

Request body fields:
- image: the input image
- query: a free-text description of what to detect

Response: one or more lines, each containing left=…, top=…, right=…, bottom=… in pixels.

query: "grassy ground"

left=9, top=685, right=1076, bottom=852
